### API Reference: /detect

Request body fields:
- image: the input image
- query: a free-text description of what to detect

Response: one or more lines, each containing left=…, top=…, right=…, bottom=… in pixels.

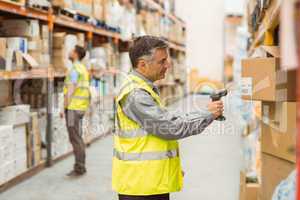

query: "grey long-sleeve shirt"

left=120, top=71, right=215, bottom=140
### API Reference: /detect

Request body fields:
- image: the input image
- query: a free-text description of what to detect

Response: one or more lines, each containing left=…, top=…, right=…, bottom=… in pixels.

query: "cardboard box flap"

left=21, top=52, right=39, bottom=67
left=252, top=46, right=280, bottom=58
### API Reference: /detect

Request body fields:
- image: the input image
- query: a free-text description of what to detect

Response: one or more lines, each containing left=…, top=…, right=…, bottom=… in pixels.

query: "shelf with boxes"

left=240, top=45, right=296, bottom=200
left=247, top=0, right=281, bottom=55
left=144, top=0, right=186, bottom=28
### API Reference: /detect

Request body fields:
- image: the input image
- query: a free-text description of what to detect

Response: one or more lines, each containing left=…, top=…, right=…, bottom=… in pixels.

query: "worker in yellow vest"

left=63, top=45, right=90, bottom=177
left=112, top=36, right=224, bottom=200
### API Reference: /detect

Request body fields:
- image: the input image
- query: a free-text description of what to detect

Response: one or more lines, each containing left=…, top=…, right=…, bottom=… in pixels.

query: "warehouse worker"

left=112, top=36, right=224, bottom=200
left=63, top=45, right=90, bottom=177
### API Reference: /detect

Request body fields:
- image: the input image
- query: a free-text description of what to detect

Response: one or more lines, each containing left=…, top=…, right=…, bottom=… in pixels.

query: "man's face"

left=144, top=48, right=171, bottom=81
left=69, top=49, right=77, bottom=62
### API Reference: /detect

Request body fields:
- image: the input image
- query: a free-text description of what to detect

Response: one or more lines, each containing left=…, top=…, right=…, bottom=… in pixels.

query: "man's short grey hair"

left=129, top=36, right=169, bottom=68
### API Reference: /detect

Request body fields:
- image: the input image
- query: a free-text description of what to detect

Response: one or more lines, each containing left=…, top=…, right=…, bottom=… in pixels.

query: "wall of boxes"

left=0, top=0, right=186, bottom=189
left=240, top=0, right=297, bottom=199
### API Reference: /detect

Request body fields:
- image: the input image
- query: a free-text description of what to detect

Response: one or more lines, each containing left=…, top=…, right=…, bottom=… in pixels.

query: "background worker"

left=112, top=36, right=224, bottom=200
left=63, top=45, right=90, bottom=177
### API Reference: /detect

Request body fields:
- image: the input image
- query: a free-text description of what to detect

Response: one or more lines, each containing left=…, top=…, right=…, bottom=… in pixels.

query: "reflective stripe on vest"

left=71, top=96, right=90, bottom=100
left=116, top=129, right=148, bottom=138
left=114, top=148, right=179, bottom=161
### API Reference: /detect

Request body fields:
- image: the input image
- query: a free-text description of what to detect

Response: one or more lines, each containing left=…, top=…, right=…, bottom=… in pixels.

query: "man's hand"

left=207, top=100, right=224, bottom=119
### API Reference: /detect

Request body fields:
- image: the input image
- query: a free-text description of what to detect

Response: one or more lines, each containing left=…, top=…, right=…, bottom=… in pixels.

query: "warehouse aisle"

left=1, top=95, right=242, bottom=200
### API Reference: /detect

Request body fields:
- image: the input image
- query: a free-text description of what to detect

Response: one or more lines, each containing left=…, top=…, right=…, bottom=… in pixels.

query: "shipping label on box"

left=241, top=77, right=253, bottom=96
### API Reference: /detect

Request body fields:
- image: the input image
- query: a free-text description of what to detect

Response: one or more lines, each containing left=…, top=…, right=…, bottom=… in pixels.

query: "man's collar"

left=131, top=70, right=160, bottom=94
left=131, top=70, right=154, bottom=87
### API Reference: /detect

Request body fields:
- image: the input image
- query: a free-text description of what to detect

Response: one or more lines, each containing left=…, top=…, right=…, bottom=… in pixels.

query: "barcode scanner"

left=210, top=89, right=228, bottom=121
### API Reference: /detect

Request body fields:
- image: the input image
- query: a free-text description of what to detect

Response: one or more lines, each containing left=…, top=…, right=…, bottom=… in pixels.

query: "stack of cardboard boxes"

left=241, top=46, right=296, bottom=200
left=0, top=105, right=31, bottom=186
left=0, top=19, right=51, bottom=70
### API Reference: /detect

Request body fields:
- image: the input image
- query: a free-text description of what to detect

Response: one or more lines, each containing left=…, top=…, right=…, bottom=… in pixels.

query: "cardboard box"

left=42, top=39, right=49, bottom=54
left=73, top=0, right=93, bottom=16
left=93, top=0, right=106, bottom=21
left=41, top=54, right=50, bottom=67
left=28, top=39, right=42, bottom=51
left=41, top=25, right=49, bottom=39
left=0, top=105, right=31, bottom=126
left=0, top=80, right=13, bottom=107
left=241, top=46, right=296, bottom=101
left=239, top=171, right=246, bottom=200
left=28, top=51, right=42, bottom=64
left=52, top=0, right=73, bottom=9
left=53, top=48, right=67, bottom=57
left=0, top=38, right=6, bottom=58
left=261, top=102, right=296, bottom=163
left=53, top=32, right=66, bottom=48
left=261, top=153, right=295, bottom=200
left=0, top=20, right=40, bottom=38
left=262, top=102, right=296, bottom=133
left=77, top=33, right=85, bottom=48
left=0, top=38, right=6, bottom=70
left=245, top=184, right=259, bottom=200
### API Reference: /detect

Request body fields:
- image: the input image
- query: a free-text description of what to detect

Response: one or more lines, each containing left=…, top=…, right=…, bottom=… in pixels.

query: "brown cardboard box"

left=52, top=56, right=66, bottom=70
left=28, top=51, right=42, bottom=64
left=0, top=38, right=6, bottom=58
left=262, top=102, right=296, bottom=134
left=239, top=171, right=246, bottom=200
left=53, top=32, right=66, bottom=48
left=28, top=39, right=42, bottom=51
left=53, top=49, right=66, bottom=58
left=93, top=0, right=106, bottom=21
left=241, top=46, right=296, bottom=101
left=261, top=102, right=296, bottom=163
left=245, top=184, right=259, bottom=200
left=52, top=0, right=72, bottom=9
left=261, top=153, right=295, bottom=200
left=73, top=0, right=93, bottom=16
left=41, top=25, right=49, bottom=39
left=0, top=80, right=12, bottom=107
left=42, top=39, right=49, bottom=54
left=77, top=33, right=85, bottom=47
left=0, top=19, right=40, bottom=38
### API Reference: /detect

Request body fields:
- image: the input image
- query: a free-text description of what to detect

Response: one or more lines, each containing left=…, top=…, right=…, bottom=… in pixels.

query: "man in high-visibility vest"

left=63, top=45, right=90, bottom=177
left=112, top=36, right=224, bottom=200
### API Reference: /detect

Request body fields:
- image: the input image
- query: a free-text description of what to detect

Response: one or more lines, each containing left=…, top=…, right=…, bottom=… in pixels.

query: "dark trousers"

left=65, top=109, right=86, bottom=173
left=119, top=194, right=170, bottom=200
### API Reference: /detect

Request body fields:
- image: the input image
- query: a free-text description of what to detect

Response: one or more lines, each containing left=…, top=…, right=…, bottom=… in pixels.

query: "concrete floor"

left=0, top=95, right=243, bottom=200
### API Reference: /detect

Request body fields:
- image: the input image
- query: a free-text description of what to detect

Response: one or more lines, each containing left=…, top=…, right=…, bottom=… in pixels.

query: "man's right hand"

left=207, top=100, right=224, bottom=119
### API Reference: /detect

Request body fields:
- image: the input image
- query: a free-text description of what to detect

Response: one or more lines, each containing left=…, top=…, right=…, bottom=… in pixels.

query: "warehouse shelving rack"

left=247, top=0, right=299, bottom=198
left=247, top=0, right=281, bottom=56
left=0, top=0, right=187, bottom=193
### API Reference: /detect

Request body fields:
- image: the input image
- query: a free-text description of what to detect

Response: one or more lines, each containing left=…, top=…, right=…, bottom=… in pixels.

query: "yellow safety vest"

left=63, top=63, right=90, bottom=111
left=112, top=74, right=183, bottom=195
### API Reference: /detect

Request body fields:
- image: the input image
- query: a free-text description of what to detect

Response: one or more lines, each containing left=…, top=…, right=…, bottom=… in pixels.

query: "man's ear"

left=137, top=59, right=147, bottom=69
